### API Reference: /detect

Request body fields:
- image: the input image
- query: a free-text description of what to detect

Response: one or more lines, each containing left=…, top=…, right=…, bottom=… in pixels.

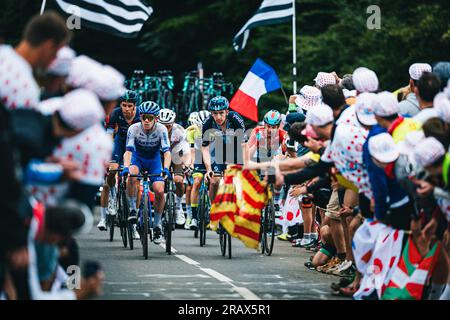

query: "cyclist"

left=247, top=109, right=287, bottom=213
left=97, top=90, right=140, bottom=231
left=201, top=96, right=246, bottom=202
left=248, top=109, right=287, bottom=163
left=123, top=101, right=171, bottom=244
left=183, top=111, right=199, bottom=229
left=186, top=110, right=210, bottom=230
left=158, top=108, right=191, bottom=226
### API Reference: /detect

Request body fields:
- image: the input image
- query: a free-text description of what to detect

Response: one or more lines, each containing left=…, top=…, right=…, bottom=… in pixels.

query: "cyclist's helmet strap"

left=139, top=101, right=160, bottom=115
left=263, top=109, right=282, bottom=126
left=207, top=96, right=229, bottom=111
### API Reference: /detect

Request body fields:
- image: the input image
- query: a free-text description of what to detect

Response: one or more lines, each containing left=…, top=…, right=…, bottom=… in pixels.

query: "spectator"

left=413, top=71, right=441, bottom=124
left=399, top=63, right=432, bottom=117
left=0, top=11, right=70, bottom=110
left=433, top=61, right=450, bottom=91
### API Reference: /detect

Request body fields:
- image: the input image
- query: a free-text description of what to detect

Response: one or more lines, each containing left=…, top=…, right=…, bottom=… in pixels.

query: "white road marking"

left=138, top=273, right=209, bottom=278
left=159, top=243, right=177, bottom=253
left=169, top=245, right=261, bottom=300
left=199, top=268, right=233, bottom=283
left=175, top=254, right=201, bottom=265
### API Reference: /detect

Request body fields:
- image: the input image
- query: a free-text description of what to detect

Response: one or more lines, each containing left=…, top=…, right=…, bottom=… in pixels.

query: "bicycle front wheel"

left=262, top=199, right=276, bottom=256
left=108, top=214, right=115, bottom=242
left=119, top=189, right=128, bottom=248
left=165, top=191, right=175, bottom=255
left=219, top=224, right=227, bottom=256
left=142, top=193, right=149, bottom=259
left=199, top=188, right=207, bottom=246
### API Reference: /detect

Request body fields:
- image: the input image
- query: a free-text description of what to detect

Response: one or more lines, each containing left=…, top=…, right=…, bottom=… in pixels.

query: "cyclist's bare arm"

left=123, top=151, right=132, bottom=168
left=163, top=150, right=171, bottom=170
left=201, top=145, right=212, bottom=172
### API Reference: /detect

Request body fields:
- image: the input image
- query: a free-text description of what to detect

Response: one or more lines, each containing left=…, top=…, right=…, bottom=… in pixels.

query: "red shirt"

left=248, top=126, right=287, bottom=155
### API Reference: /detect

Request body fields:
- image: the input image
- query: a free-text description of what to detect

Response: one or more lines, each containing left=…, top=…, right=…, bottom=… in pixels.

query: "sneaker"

left=175, top=209, right=186, bottom=225
left=317, top=257, right=341, bottom=273
left=336, top=264, right=356, bottom=278
left=184, top=217, right=192, bottom=230
left=97, top=218, right=107, bottom=231
left=330, top=260, right=353, bottom=276
left=287, top=233, right=300, bottom=242
left=277, top=233, right=289, bottom=241
left=324, top=258, right=345, bottom=274
left=128, top=210, right=137, bottom=224
left=189, top=218, right=198, bottom=231
left=153, top=227, right=162, bottom=244
left=132, top=224, right=140, bottom=240
left=331, top=277, right=354, bottom=292
left=303, top=238, right=318, bottom=249
left=304, top=261, right=316, bottom=270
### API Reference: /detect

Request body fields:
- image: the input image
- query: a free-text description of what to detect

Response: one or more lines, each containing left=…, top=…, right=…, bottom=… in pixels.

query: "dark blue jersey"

left=106, top=107, right=140, bottom=142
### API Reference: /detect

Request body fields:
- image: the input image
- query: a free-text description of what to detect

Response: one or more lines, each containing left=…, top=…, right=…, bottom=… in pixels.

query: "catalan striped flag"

left=382, top=236, right=441, bottom=300
left=209, top=165, right=271, bottom=249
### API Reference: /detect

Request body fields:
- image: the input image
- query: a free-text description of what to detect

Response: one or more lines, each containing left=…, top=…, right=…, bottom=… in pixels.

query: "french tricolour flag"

left=230, top=58, right=282, bottom=122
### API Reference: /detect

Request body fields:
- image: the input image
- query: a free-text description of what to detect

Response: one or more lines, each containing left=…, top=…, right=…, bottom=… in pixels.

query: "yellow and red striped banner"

left=210, top=165, right=271, bottom=249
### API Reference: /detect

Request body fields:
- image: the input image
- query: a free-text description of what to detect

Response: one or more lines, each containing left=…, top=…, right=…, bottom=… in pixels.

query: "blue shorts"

left=112, top=140, right=126, bottom=164
left=131, top=153, right=164, bottom=183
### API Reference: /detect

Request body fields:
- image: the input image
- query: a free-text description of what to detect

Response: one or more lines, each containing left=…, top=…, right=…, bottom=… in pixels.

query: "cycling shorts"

left=131, top=153, right=164, bottom=183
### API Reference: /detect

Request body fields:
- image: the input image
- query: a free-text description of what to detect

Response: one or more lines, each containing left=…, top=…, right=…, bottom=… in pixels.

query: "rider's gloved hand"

left=205, top=169, right=214, bottom=181
left=183, top=166, right=193, bottom=176
left=121, top=167, right=129, bottom=177
left=162, top=168, right=172, bottom=180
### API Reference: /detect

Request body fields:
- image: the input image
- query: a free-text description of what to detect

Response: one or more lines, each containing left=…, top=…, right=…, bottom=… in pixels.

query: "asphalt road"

left=76, top=208, right=345, bottom=300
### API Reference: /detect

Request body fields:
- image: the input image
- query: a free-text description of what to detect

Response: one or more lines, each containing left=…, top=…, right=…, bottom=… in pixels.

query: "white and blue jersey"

left=126, top=122, right=170, bottom=182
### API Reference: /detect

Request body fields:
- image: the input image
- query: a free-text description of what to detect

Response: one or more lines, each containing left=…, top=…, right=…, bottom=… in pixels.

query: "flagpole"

left=292, top=0, right=297, bottom=94
left=40, top=0, right=47, bottom=15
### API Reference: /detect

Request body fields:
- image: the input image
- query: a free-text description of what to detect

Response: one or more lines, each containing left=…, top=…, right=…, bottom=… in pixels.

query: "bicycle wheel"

left=164, top=191, right=175, bottom=255
left=108, top=214, right=114, bottom=242
left=219, top=224, right=226, bottom=256
left=198, top=188, right=206, bottom=246
left=227, top=232, right=232, bottom=259
left=119, top=188, right=128, bottom=248
left=263, top=198, right=276, bottom=256
left=142, top=192, right=149, bottom=259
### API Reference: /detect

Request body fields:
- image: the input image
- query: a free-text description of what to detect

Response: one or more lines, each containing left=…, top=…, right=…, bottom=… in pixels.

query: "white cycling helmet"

left=197, top=110, right=211, bottom=125
left=158, top=108, right=176, bottom=124
left=188, top=111, right=199, bottom=126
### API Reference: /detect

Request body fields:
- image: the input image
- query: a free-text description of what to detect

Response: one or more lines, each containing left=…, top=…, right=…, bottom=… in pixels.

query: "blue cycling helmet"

left=263, top=109, right=282, bottom=126
left=208, top=96, right=229, bottom=111
left=119, top=90, right=139, bottom=104
left=139, top=101, right=160, bottom=115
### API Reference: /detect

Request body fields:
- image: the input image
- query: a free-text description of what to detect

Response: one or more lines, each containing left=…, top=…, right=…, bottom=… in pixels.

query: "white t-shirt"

left=0, top=45, right=40, bottom=110
left=29, top=124, right=113, bottom=205
left=336, top=105, right=361, bottom=128
left=321, top=123, right=372, bottom=199
left=169, top=123, right=190, bottom=158
left=413, top=107, right=439, bottom=124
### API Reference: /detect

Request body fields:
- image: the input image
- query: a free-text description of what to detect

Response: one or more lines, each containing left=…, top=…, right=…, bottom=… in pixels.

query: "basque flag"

left=230, top=58, right=282, bottom=122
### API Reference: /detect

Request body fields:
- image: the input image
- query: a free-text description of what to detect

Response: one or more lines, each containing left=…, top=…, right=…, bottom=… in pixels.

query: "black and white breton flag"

left=55, top=0, right=153, bottom=38
left=233, top=0, right=294, bottom=52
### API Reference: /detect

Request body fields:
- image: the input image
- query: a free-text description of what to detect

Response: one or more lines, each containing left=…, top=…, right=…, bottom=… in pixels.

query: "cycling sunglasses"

left=141, top=114, right=156, bottom=121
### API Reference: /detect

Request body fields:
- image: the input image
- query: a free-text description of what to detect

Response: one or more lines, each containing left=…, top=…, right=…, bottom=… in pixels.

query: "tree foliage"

left=1, top=0, right=449, bottom=119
